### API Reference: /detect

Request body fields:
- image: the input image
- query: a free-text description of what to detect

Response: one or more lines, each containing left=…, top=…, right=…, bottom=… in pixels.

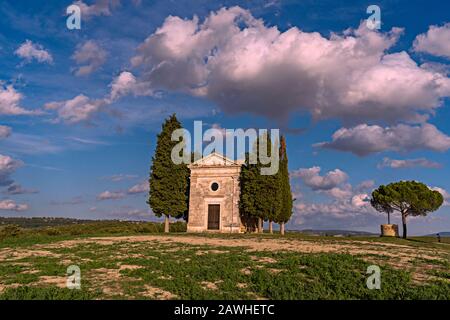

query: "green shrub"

left=43, top=228, right=61, bottom=236
left=0, top=225, right=22, bottom=240
left=0, top=286, right=98, bottom=300
left=170, top=221, right=187, bottom=232
left=0, top=220, right=188, bottom=244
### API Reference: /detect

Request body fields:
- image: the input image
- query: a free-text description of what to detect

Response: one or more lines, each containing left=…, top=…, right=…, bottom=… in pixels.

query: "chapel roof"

left=189, top=152, right=244, bottom=168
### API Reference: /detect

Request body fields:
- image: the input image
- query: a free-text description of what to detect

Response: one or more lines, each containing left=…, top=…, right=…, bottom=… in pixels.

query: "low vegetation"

left=0, top=220, right=449, bottom=300
left=0, top=220, right=187, bottom=248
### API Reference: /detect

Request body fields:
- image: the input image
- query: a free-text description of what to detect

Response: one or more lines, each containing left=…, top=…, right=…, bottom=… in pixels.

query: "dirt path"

left=19, top=234, right=447, bottom=262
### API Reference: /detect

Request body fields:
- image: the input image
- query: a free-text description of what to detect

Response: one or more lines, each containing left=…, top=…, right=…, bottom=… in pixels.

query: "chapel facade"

left=187, top=152, right=247, bottom=233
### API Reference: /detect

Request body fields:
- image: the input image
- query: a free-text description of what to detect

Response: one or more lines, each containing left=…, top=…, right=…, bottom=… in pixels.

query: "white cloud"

left=326, top=184, right=353, bottom=200
left=45, top=71, right=150, bottom=123
left=315, top=123, right=450, bottom=156
left=292, top=176, right=382, bottom=229
left=67, top=137, right=109, bottom=146
left=15, top=40, right=53, bottom=64
left=0, top=84, right=41, bottom=116
left=291, top=166, right=348, bottom=190
left=0, top=199, right=28, bottom=211
left=72, top=0, right=119, bottom=19
left=0, top=154, right=23, bottom=186
left=293, top=194, right=380, bottom=228
left=1, top=133, right=63, bottom=155
left=96, top=190, right=126, bottom=200
left=72, top=0, right=141, bottom=20
left=378, top=157, right=442, bottom=169
left=413, top=23, right=450, bottom=59
left=430, top=187, right=450, bottom=206
left=108, top=71, right=152, bottom=102
left=351, top=193, right=371, bottom=207
left=102, top=174, right=138, bottom=182
left=0, top=125, right=11, bottom=139
left=128, top=181, right=149, bottom=194
left=129, top=7, right=450, bottom=123
left=356, top=180, right=375, bottom=191
left=72, top=40, right=107, bottom=76
left=45, top=94, right=106, bottom=124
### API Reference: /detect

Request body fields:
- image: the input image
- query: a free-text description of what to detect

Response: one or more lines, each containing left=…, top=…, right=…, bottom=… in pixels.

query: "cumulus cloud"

left=129, top=7, right=450, bottom=123
left=15, top=40, right=53, bottom=64
left=293, top=193, right=381, bottom=229
left=0, top=154, right=23, bottom=187
left=96, top=190, right=126, bottom=200
left=378, top=157, right=442, bottom=169
left=413, top=23, right=450, bottom=59
left=1, top=84, right=41, bottom=116
left=45, top=71, right=150, bottom=123
left=72, top=0, right=141, bottom=20
left=72, top=0, right=120, bottom=19
left=325, top=184, right=353, bottom=200
left=44, top=94, right=106, bottom=124
left=72, top=40, right=107, bottom=76
left=0, top=125, right=11, bottom=139
left=128, top=181, right=149, bottom=194
left=290, top=166, right=383, bottom=229
left=356, top=180, right=375, bottom=191
left=108, top=71, right=152, bottom=102
left=315, top=123, right=450, bottom=156
left=0, top=199, right=28, bottom=211
left=351, top=193, right=371, bottom=207
left=431, top=187, right=450, bottom=206
left=291, top=166, right=348, bottom=190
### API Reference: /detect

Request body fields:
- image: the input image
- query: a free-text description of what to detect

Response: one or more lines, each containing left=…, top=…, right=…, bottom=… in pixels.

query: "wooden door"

left=207, top=204, right=220, bottom=230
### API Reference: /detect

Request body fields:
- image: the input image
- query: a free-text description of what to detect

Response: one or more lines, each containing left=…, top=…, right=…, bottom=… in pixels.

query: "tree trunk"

left=387, top=212, right=390, bottom=225
left=258, top=217, right=263, bottom=233
left=401, top=214, right=407, bottom=239
left=164, top=216, right=170, bottom=233
left=269, top=221, right=273, bottom=234
left=280, top=222, right=285, bottom=236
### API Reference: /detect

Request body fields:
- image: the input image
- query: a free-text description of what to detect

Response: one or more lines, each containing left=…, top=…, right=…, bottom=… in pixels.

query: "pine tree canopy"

left=371, top=181, right=443, bottom=217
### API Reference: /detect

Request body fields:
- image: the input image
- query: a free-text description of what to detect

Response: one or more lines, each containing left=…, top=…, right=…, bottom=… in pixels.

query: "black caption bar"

left=1, top=300, right=448, bottom=319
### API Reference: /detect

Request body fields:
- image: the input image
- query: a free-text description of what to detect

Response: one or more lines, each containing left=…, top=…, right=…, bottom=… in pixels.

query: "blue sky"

left=0, top=0, right=449, bottom=235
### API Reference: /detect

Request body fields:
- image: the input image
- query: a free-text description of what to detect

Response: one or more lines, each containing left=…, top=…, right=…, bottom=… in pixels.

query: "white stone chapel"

left=187, top=152, right=248, bottom=233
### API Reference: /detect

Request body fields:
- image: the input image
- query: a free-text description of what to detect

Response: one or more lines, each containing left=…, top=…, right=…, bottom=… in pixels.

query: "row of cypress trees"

left=148, top=114, right=293, bottom=234
left=239, top=134, right=293, bottom=235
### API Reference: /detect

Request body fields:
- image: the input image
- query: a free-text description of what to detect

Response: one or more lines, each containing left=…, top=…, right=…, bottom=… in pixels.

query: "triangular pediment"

left=190, top=152, right=242, bottom=167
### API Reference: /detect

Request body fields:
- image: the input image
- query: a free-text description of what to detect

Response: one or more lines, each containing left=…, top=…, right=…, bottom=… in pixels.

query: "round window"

left=211, top=182, right=219, bottom=191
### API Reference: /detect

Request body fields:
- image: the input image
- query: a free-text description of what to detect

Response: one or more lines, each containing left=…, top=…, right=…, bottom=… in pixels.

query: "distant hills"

left=0, top=217, right=95, bottom=228
left=298, top=229, right=450, bottom=238
left=0, top=217, right=145, bottom=229
left=296, top=229, right=377, bottom=237
left=424, top=232, right=450, bottom=237
left=2, top=217, right=449, bottom=237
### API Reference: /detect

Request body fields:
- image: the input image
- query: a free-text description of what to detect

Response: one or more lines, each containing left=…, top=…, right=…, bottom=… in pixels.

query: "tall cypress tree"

left=275, top=135, right=293, bottom=235
left=239, top=151, right=260, bottom=232
left=148, top=114, right=189, bottom=233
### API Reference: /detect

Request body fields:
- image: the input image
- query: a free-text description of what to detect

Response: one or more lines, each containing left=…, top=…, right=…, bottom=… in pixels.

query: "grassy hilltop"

left=0, top=219, right=449, bottom=300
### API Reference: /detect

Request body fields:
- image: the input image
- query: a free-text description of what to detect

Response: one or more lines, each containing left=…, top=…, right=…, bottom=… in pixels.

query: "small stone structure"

left=187, top=153, right=245, bottom=233
left=380, top=224, right=399, bottom=237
